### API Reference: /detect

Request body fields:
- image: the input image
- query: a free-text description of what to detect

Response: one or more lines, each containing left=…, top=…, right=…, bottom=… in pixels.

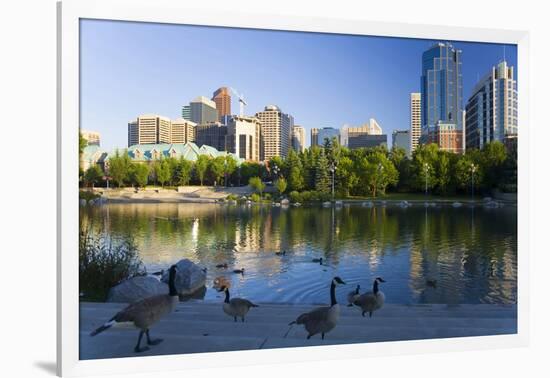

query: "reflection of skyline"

left=80, top=203, right=517, bottom=304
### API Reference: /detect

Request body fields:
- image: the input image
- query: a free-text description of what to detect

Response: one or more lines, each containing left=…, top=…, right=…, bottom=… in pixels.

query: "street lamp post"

left=424, top=162, right=430, bottom=198
left=224, top=158, right=228, bottom=187
left=330, top=162, right=337, bottom=200
left=377, top=163, right=384, bottom=197
left=470, top=163, right=477, bottom=202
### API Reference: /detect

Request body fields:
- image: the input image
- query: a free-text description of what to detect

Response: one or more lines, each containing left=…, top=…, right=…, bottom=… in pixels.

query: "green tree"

left=314, top=149, right=331, bottom=194
left=195, top=155, right=210, bottom=186
left=456, top=154, right=483, bottom=193
left=481, top=141, right=507, bottom=189
left=208, top=156, right=226, bottom=186
left=335, top=155, right=358, bottom=197
left=358, top=151, right=398, bottom=197
left=83, top=165, right=103, bottom=189
left=249, top=176, right=265, bottom=197
left=275, top=177, right=288, bottom=196
left=223, top=155, right=238, bottom=186
left=155, top=159, right=172, bottom=187
left=412, top=144, right=439, bottom=193
left=108, top=149, right=131, bottom=187
left=79, top=132, right=88, bottom=156
left=129, top=163, right=150, bottom=189
left=286, top=150, right=305, bottom=191
left=174, top=157, right=193, bottom=186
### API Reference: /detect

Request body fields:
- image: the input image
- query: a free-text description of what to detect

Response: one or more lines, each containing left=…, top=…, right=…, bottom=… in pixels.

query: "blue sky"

left=80, top=19, right=517, bottom=150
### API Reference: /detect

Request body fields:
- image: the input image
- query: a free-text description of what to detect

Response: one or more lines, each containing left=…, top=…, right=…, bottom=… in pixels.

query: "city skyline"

left=80, top=19, right=517, bottom=151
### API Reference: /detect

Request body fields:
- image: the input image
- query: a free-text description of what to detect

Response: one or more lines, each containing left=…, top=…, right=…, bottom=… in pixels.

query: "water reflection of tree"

left=82, top=203, right=517, bottom=304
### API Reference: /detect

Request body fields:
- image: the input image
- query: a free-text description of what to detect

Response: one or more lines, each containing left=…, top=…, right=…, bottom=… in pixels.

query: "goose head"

left=332, top=276, right=346, bottom=285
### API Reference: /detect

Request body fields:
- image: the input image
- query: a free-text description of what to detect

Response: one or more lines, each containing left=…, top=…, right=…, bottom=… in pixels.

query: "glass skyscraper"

left=421, top=42, right=464, bottom=136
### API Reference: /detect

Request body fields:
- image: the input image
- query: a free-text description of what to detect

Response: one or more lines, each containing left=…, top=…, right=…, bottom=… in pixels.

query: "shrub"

left=263, top=193, right=272, bottom=201
left=79, top=190, right=100, bottom=203
left=250, top=193, right=261, bottom=203
left=226, top=194, right=238, bottom=201
left=289, top=190, right=301, bottom=203
left=79, top=229, right=145, bottom=302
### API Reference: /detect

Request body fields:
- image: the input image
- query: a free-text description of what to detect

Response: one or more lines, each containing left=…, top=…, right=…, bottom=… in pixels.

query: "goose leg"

left=241, top=317, right=245, bottom=323
left=307, top=334, right=312, bottom=339
left=369, top=312, right=373, bottom=318
left=134, top=331, right=150, bottom=353
left=146, top=329, right=163, bottom=346
left=234, top=316, right=237, bottom=322
left=362, top=311, right=366, bottom=317
left=322, top=333, right=325, bottom=340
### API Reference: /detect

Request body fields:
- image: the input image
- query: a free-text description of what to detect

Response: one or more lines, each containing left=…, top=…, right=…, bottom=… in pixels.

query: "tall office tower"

left=410, top=92, right=421, bottom=153
left=392, top=130, right=411, bottom=156
left=465, top=60, right=518, bottom=150
left=190, top=96, right=218, bottom=124
left=255, top=105, right=293, bottom=161
left=80, top=129, right=101, bottom=146
left=195, top=122, right=228, bottom=151
left=212, top=87, right=231, bottom=120
left=313, top=127, right=340, bottom=146
left=421, top=42, right=464, bottom=152
left=311, top=128, right=319, bottom=147
left=181, top=105, right=191, bottom=121
left=171, top=118, right=197, bottom=144
left=292, top=125, right=306, bottom=152
left=344, top=119, right=387, bottom=149
left=127, top=114, right=171, bottom=147
left=225, top=115, right=262, bottom=161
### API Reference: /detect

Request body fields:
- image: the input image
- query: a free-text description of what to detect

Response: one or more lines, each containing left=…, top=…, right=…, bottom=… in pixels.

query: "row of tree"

left=257, top=139, right=516, bottom=198
left=80, top=138, right=516, bottom=198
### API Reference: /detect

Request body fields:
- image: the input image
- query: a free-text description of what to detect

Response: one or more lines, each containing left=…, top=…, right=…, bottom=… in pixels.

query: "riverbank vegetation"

left=80, top=139, right=516, bottom=200
left=79, top=228, right=145, bottom=301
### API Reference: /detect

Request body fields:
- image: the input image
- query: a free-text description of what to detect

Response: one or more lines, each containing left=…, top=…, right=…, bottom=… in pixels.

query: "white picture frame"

left=57, top=0, right=530, bottom=376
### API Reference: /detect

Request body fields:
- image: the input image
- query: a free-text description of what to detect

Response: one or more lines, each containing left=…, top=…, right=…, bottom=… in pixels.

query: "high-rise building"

left=81, top=129, right=101, bottom=146
left=426, top=123, right=463, bottom=154
left=195, top=122, right=228, bottom=152
left=181, top=105, right=191, bottom=121
left=128, top=114, right=171, bottom=147
left=421, top=42, right=463, bottom=152
left=465, top=61, right=518, bottom=150
left=292, top=125, right=306, bottom=152
left=190, top=96, right=218, bottom=124
left=311, top=127, right=340, bottom=147
left=410, top=92, right=421, bottom=153
left=392, top=130, right=411, bottom=156
left=343, top=119, right=387, bottom=149
left=212, top=87, right=231, bottom=121
left=225, top=115, right=262, bottom=161
left=255, top=105, right=293, bottom=161
left=171, top=118, right=196, bottom=144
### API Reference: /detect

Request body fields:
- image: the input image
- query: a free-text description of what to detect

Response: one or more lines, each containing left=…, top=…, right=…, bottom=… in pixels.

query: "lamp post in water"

left=330, top=161, right=337, bottom=200
left=423, top=162, right=430, bottom=198
left=470, top=163, right=477, bottom=202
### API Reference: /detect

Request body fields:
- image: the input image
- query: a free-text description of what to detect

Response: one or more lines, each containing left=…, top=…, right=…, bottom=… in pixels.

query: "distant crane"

left=230, top=87, right=247, bottom=116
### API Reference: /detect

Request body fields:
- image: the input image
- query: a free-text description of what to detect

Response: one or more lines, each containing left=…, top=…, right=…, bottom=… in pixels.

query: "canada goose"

left=90, top=265, right=179, bottom=353
left=288, top=277, right=346, bottom=339
left=233, top=268, right=245, bottom=275
left=426, top=279, right=437, bottom=288
left=215, top=263, right=228, bottom=269
left=216, top=285, right=259, bottom=322
left=312, top=257, right=323, bottom=264
left=347, top=284, right=361, bottom=307
left=354, top=277, right=386, bottom=318
left=275, top=250, right=286, bottom=256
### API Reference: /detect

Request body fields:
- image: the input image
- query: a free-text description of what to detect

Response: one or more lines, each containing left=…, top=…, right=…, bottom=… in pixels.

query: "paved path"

left=80, top=301, right=517, bottom=360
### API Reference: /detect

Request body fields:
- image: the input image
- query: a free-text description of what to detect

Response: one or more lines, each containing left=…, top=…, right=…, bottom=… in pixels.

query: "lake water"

left=80, top=202, right=517, bottom=305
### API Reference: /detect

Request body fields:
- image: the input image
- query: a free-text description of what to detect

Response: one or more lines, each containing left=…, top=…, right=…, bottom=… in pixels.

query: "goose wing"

left=230, top=298, right=258, bottom=309
left=354, top=292, right=377, bottom=309
left=112, top=294, right=171, bottom=324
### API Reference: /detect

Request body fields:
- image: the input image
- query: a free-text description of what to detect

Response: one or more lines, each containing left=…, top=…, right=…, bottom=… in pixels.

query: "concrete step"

left=79, top=301, right=517, bottom=360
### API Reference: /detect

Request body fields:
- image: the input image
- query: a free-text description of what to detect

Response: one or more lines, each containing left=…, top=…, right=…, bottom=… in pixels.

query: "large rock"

left=161, top=259, right=206, bottom=296
left=107, top=276, right=168, bottom=303
left=280, top=198, right=290, bottom=206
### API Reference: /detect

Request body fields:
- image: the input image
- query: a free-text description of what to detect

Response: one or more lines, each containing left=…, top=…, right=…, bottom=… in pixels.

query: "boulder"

left=107, top=276, right=169, bottom=303
left=362, top=201, right=374, bottom=208
left=452, top=202, right=462, bottom=208
left=280, top=198, right=290, bottom=206
left=335, top=200, right=343, bottom=207
left=161, top=259, right=206, bottom=296
left=322, top=201, right=332, bottom=207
